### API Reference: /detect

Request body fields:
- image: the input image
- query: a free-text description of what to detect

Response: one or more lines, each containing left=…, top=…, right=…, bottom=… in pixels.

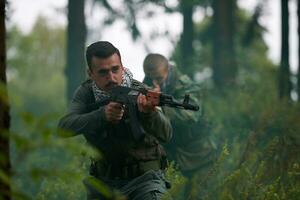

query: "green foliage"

left=195, top=66, right=300, bottom=199
left=9, top=111, right=98, bottom=199
left=7, top=16, right=66, bottom=115
left=82, top=176, right=127, bottom=200
left=5, top=16, right=94, bottom=199
left=164, top=161, right=187, bottom=198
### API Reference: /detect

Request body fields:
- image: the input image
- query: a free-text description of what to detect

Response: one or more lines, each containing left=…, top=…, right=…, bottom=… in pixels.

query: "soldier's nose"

left=106, top=71, right=114, bottom=80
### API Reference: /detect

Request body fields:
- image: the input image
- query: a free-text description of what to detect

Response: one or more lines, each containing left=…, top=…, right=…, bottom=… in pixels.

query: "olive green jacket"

left=58, top=79, right=172, bottom=170
left=144, top=66, right=216, bottom=172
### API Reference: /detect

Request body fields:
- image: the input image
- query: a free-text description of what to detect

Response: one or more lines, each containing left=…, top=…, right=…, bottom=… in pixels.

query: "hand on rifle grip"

left=104, top=102, right=124, bottom=123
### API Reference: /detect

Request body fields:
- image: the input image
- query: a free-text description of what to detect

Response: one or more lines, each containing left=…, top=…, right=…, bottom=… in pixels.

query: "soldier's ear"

left=87, top=68, right=92, bottom=77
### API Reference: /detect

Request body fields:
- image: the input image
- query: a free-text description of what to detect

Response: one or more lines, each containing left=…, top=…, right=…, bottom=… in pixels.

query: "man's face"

left=89, top=53, right=124, bottom=91
left=144, top=65, right=168, bottom=87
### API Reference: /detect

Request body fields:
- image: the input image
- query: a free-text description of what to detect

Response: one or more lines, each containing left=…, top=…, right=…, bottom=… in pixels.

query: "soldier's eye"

left=98, top=70, right=109, bottom=77
left=111, top=66, right=120, bottom=73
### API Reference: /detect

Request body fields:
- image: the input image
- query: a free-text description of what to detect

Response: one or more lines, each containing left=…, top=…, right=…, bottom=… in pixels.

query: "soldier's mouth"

left=106, top=82, right=118, bottom=90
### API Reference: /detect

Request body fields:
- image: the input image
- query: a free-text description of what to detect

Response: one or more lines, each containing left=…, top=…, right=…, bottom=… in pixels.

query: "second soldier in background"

left=143, top=53, right=218, bottom=199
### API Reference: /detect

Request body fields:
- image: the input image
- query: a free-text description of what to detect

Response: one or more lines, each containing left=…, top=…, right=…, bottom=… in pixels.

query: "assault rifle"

left=87, top=86, right=199, bottom=141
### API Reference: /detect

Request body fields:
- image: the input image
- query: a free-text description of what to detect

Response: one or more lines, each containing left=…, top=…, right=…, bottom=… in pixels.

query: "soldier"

left=58, top=42, right=173, bottom=200
left=143, top=53, right=217, bottom=199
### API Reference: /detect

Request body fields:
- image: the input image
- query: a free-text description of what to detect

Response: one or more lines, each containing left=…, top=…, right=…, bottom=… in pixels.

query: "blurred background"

left=1, top=0, right=300, bottom=199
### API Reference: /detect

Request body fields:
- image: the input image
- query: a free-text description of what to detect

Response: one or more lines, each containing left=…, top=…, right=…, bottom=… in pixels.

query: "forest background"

left=0, top=0, right=300, bottom=199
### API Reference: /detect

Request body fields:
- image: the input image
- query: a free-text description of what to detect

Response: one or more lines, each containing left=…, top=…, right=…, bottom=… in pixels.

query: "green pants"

left=84, top=170, right=172, bottom=200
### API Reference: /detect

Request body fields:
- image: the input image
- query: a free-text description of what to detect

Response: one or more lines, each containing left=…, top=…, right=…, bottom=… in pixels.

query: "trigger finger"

left=137, top=94, right=141, bottom=105
left=141, top=95, right=147, bottom=106
left=138, top=94, right=145, bottom=106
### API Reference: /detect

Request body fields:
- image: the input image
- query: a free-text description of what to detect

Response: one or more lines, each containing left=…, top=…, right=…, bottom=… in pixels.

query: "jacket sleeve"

left=164, top=75, right=203, bottom=124
left=58, top=85, right=108, bottom=137
left=140, top=108, right=172, bottom=143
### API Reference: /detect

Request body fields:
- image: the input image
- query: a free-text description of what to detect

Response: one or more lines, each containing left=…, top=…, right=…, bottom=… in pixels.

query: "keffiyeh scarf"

left=91, top=67, right=133, bottom=102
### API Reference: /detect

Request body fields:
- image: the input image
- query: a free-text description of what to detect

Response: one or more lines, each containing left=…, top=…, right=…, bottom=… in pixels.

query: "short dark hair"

left=86, top=41, right=122, bottom=69
left=143, top=53, right=168, bottom=71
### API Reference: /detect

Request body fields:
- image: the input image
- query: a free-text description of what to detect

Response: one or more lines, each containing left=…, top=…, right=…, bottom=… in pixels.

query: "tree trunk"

left=0, top=0, right=11, bottom=199
left=212, top=0, right=237, bottom=88
left=279, top=0, right=291, bottom=99
left=180, top=1, right=194, bottom=78
left=66, top=0, right=86, bottom=101
left=297, top=0, right=300, bottom=101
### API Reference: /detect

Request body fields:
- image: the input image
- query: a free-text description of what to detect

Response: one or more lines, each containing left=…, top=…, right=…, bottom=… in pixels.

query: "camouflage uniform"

left=144, top=66, right=217, bottom=177
left=58, top=79, right=173, bottom=200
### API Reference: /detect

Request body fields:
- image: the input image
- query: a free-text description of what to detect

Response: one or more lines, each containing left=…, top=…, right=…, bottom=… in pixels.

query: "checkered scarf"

left=91, top=67, right=133, bottom=102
